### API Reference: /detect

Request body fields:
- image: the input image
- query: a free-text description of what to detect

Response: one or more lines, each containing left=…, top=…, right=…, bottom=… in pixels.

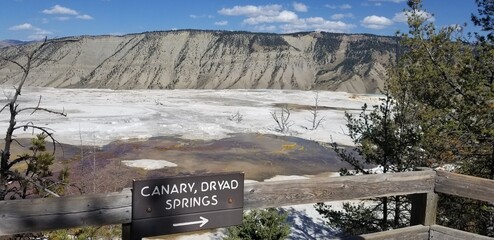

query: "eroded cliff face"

left=0, top=30, right=398, bottom=93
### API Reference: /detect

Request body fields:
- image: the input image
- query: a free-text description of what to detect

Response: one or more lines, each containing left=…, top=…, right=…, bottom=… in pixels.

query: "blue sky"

left=1, top=0, right=482, bottom=40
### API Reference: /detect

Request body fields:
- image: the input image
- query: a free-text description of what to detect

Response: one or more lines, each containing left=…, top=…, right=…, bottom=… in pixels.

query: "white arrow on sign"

left=173, top=216, right=209, bottom=228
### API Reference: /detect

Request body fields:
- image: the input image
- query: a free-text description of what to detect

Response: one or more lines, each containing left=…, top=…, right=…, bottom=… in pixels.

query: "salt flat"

left=0, top=86, right=380, bottom=239
left=0, top=86, right=379, bottom=147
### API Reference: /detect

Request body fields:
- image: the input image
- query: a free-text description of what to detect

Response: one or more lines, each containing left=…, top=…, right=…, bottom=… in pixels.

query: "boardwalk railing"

left=1, top=169, right=493, bottom=239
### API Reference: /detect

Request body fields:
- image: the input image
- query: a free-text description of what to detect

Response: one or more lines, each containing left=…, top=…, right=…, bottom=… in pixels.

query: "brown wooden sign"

left=131, top=172, right=244, bottom=238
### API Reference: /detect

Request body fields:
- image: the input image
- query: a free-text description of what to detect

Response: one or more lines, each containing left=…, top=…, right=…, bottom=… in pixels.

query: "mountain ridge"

left=0, top=39, right=30, bottom=48
left=0, top=30, right=399, bottom=93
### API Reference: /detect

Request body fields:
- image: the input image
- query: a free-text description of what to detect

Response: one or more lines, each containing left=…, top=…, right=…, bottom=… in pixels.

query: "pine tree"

left=315, top=87, right=426, bottom=236
left=317, top=0, right=494, bottom=236
left=0, top=38, right=75, bottom=200
left=389, top=0, right=494, bottom=236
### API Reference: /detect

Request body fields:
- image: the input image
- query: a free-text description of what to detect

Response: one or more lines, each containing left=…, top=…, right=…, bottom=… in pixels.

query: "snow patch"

left=264, top=175, right=311, bottom=182
left=121, top=159, right=177, bottom=170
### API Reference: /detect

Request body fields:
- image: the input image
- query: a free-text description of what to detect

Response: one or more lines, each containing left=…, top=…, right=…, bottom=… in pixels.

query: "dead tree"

left=271, top=104, right=292, bottom=133
left=228, top=111, right=244, bottom=123
left=0, top=37, right=76, bottom=200
left=307, top=91, right=325, bottom=130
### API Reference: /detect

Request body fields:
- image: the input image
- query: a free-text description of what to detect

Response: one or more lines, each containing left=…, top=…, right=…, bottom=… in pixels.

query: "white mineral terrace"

left=0, top=86, right=380, bottom=239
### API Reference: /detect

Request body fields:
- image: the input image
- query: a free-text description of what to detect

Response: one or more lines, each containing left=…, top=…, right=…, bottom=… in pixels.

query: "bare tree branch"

left=0, top=103, right=9, bottom=114
left=16, top=96, right=66, bottom=116
left=12, top=125, right=60, bottom=155
left=6, top=170, right=60, bottom=197
left=0, top=57, right=27, bottom=73
left=0, top=36, right=76, bottom=200
left=271, top=104, right=292, bottom=133
left=306, top=91, right=326, bottom=130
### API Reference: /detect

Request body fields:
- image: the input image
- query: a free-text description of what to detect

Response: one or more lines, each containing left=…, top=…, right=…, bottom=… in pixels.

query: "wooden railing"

left=0, top=169, right=493, bottom=239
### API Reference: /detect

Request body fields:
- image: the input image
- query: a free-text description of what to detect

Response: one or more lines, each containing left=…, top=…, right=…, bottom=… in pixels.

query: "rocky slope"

left=0, top=30, right=398, bottom=93
left=0, top=40, right=27, bottom=48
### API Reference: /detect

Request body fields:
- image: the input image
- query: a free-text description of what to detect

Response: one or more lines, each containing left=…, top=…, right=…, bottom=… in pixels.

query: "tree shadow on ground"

left=283, top=207, right=338, bottom=240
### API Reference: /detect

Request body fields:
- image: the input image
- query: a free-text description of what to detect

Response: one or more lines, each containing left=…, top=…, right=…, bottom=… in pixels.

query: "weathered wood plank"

left=345, top=225, right=430, bottom=240
left=0, top=171, right=436, bottom=236
left=410, top=192, right=438, bottom=226
left=430, top=225, right=494, bottom=240
left=244, top=170, right=436, bottom=209
left=0, top=189, right=132, bottom=235
left=435, top=170, right=494, bottom=203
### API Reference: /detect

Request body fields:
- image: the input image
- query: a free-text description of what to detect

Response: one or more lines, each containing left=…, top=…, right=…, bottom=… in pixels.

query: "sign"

left=131, top=172, right=244, bottom=238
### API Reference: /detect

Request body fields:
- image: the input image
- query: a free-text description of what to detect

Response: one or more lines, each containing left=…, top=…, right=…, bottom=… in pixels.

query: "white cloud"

left=9, top=23, right=34, bottom=30
left=325, top=4, right=352, bottom=9
left=108, top=32, right=125, bottom=36
left=9, top=23, right=52, bottom=40
left=392, top=12, right=408, bottom=23
left=190, top=14, right=214, bottom=19
left=28, top=29, right=53, bottom=40
left=331, top=13, right=354, bottom=20
left=42, top=5, right=78, bottom=15
left=77, top=14, right=94, bottom=20
left=361, top=15, right=393, bottom=29
left=393, top=10, right=435, bottom=23
left=243, top=10, right=298, bottom=25
left=219, top=4, right=354, bottom=33
left=42, top=5, right=93, bottom=21
left=56, top=17, right=71, bottom=21
left=218, top=4, right=283, bottom=17
left=214, top=20, right=228, bottom=26
left=281, top=17, right=355, bottom=33
left=254, top=25, right=277, bottom=32
left=340, top=4, right=352, bottom=9
left=369, top=0, right=406, bottom=3
left=293, top=2, right=308, bottom=12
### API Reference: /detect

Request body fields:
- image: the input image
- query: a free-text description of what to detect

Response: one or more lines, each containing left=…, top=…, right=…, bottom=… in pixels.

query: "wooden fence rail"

left=435, top=170, right=494, bottom=203
left=0, top=169, right=493, bottom=239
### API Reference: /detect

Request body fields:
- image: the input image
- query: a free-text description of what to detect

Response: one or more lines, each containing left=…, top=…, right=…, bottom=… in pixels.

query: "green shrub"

left=225, top=208, right=291, bottom=240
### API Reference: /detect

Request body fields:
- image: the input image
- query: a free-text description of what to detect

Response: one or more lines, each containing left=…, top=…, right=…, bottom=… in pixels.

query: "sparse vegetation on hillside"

left=312, top=35, right=340, bottom=64
left=0, top=30, right=397, bottom=94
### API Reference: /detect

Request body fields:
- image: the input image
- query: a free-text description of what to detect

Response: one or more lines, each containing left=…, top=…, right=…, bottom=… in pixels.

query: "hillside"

left=0, top=40, right=27, bottom=48
left=0, top=30, right=398, bottom=93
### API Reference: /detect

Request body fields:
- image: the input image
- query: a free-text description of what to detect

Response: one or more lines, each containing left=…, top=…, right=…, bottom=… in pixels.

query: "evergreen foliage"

left=316, top=88, right=423, bottom=236
left=472, top=0, right=494, bottom=42
left=318, top=0, right=494, bottom=236
left=0, top=38, right=74, bottom=238
left=389, top=0, right=494, bottom=236
left=225, top=208, right=291, bottom=240
left=14, top=134, right=69, bottom=199
left=314, top=202, right=380, bottom=236
left=0, top=38, right=74, bottom=200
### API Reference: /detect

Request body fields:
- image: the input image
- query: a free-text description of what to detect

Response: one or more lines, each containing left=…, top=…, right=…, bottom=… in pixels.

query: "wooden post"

left=122, top=223, right=132, bottom=240
left=410, top=192, right=438, bottom=226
